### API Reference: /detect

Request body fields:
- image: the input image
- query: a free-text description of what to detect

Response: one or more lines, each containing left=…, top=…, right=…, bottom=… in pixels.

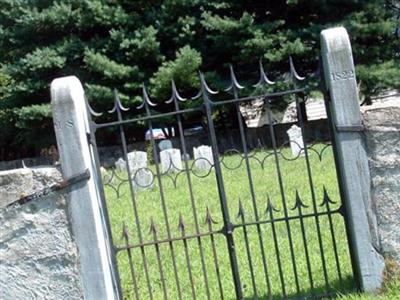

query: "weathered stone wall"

left=362, top=100, right=400, bottom=265
left=0, top=167, right=83, bottom=299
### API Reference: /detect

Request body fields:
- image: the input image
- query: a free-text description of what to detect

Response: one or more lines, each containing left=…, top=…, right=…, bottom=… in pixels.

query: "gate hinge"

left=335, top=124, right=364, bottom=132
left=9, top=169, right=91, bottom=207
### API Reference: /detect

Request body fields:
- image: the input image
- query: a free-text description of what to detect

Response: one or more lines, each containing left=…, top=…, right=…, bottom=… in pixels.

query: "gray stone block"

left=362, top=102, right=400, bottom=266
left=0, top=168, right=34, bottom=208
left=0, top=168, right=83, bottom=299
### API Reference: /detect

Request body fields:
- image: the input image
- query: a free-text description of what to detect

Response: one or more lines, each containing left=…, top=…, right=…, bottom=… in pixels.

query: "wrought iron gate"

left=86, top=58, right=356, bottom=299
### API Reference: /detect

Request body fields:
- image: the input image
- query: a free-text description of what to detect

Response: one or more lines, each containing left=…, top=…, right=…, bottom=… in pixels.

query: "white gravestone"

left=115, top=158, right=126, bottom=172
left=193, top=145, right=214, bottom=171
left=115, top=152, right=153, bottom=189
left=115, top=151, right=147, bottom=172
left=131, top=168, right=154, bottom=190
left=160, top=149, right=182, bottom=173
left=100, top=167, right=112, bottom=184
left=127, top=151, right=147, bottom=171
left=286, top=125, right=304, bottom=157
left=127, top=151, right=152, bottom=189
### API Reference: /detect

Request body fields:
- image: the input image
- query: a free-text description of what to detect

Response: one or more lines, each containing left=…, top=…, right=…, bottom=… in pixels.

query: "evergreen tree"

left=0, top=0, right=398, bottom=156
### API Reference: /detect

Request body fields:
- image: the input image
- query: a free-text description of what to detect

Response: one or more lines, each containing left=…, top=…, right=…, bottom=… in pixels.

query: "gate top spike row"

left=119, top=187, right=338, bottom=243
left=85, top=57, right=307, bottom=117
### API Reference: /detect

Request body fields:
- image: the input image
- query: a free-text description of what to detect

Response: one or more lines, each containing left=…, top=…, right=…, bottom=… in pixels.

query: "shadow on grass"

left=240, top=275, right=356, bottom=300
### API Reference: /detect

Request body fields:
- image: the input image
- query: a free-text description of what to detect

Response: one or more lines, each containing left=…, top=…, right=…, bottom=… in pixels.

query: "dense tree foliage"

left=0, top=0, right=398, bottom=158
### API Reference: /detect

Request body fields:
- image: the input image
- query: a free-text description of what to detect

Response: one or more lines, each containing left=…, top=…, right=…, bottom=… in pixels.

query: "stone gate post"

left=321, top=27, right=384, bottom=292
left=51, top=76, right=119, bottom=299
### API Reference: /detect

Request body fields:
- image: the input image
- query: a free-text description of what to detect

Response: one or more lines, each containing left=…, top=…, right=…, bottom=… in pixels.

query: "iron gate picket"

left=85, top=58, right=356, bottom=299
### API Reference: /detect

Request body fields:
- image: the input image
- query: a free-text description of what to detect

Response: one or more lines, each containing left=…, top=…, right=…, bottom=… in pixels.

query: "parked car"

left=183, top=125, right=205, bottom=136
left=145, top=128, right=175, bottom=140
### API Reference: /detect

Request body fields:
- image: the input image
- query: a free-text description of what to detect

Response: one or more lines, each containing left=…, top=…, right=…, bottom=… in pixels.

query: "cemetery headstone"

left=132, top=168, right=154, bottom=189
left=160, top=149, right=182, bottom=173
left=100, top=167, right=112, bottom=183
left=158, top=139, right=173, bottom=151
left=115, top=158, right=126, bottom=172
left=127, top=151, right=152, bottom=190
left=127, top=151, right=147, bottom=171
left=193, top=145, right=214, bottom=171
left=286, top=125, right=304, bottom=157
left=115, top=151, right=153, bottom=190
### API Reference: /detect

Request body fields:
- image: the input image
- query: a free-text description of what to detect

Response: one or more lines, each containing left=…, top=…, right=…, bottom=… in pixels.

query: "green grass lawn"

left=103, top=144, right=357, bottom=299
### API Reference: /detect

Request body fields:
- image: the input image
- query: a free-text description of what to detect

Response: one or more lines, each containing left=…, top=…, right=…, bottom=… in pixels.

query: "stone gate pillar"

left=321, top=27, right=384, bottom=292
left=51, top=76, right=119, bottom=299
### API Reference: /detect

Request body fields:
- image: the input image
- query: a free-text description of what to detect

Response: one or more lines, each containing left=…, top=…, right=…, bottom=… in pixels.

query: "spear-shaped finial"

left=320, top=186, right=336, bottom=206
left=192, top=72, right=219, bottom=100
left=122, top=221, right=130, bottom=240
left=254, top=58, right=275, bottom=87
left=265, top=195, right=280, bottom=214
left=137, top=83, right=157, bottom=109
left=178, top=213, right=186, bottom=231
left=237, top=199, right=245, bottom=219
left=205, top=206, right=217, bottom=225
left=292, top=190, right=309, bottom=210
left=289, top=56, right=305, bottom=82
left=166, top=79, right=187, bottom=104
left=149, top=217, right=157, bottom=234
left=84, top=94, right=103, bottom=117
left=108, top=89, right=119, bottom=114
left=225, top=64, right=244, bottom=93
left=108, top=88, right=130, bottom=113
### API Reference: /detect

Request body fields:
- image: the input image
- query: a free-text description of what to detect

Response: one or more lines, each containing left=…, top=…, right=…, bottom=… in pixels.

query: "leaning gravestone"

left=286, top=125, right=304, bottom=157
left=160, top=149, right=182, bottom=173
left=193, top=145, right=214, bottom=171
